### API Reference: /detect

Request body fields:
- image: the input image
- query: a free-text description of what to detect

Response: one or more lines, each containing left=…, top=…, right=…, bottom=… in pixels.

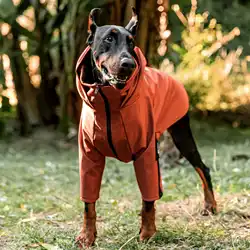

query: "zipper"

left=99, top=89, right=119, bottom=159
left=155, top=140, right=163, bottom=198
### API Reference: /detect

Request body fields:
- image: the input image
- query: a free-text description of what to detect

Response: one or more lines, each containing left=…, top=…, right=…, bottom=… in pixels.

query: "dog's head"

left=87, top=8, right=138, bottom=89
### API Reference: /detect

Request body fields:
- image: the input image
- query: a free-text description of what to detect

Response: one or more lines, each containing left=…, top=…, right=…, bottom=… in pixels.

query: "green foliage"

left=198, top=0, right=250, bottom=56
left=1, top=95, right=10, bottom=112
left=162, top=3, right=250, bottom=111
left=0, top=0, right=16, bottom=20
left=169, top=0, right=250, bottom=58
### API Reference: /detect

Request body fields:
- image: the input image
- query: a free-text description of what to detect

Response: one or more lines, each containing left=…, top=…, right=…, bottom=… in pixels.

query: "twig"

left=119, top=234, right=138, bottom=250
left=52, top=194, right=73, bottom=206
left=213, top=149, right=217, bottom=171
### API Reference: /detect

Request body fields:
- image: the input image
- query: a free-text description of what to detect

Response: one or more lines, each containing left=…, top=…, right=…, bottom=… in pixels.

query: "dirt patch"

left=156, top=193, right=250, bottom=240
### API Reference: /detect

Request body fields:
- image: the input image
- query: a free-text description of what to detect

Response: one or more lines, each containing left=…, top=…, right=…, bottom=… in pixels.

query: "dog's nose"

left=120, top=58, right=135, bottom=69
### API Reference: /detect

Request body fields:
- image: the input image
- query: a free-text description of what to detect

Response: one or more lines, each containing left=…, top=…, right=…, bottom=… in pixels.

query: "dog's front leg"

left=140, top=200, right=156, bottom=241
left=76, top=202, right=97, bottom=248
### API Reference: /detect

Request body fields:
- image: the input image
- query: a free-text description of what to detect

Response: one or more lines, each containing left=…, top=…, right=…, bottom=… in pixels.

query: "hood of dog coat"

left=75, top=46, right=147, bottom=109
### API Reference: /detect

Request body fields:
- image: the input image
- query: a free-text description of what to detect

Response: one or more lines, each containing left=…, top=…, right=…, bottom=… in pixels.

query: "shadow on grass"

left=190, top=115, right=250, bottom=146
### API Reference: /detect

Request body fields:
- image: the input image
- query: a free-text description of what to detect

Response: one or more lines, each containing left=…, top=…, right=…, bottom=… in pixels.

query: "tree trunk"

left=58, top=28, right=70, bottom=134
left=124, top=0, right=136, bottom=25
left=9, top=31, right=40, bottom=135
left=136, top=0, right=156, bottom=58
left=37, top=45, right=60, bottom=126
left=10, top=50, right=30, bottom=135
left=34, top=3, right=60, bottom=127
left=0, top=55, right=5, bottom=86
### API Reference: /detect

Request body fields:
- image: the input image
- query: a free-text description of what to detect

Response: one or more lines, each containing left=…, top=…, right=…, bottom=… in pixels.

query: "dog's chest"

left=93, top=106, right=131, bottom=162
left=83, top=94, right=154, bottom=162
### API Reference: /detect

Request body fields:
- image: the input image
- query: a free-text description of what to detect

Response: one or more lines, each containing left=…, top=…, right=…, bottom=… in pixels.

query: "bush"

left=161, top=2, right=250, bottom=111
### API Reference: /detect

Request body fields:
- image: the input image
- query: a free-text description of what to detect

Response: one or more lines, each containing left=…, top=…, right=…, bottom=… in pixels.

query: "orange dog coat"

left=76, top=46, right=189, bottom=203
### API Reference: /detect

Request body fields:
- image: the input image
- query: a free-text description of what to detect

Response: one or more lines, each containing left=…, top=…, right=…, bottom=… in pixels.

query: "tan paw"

left=139, top=227, right=156, bottom=241
left=201, top=202, right=217, bottom=216
left=76, top=230, right=97, bottom=249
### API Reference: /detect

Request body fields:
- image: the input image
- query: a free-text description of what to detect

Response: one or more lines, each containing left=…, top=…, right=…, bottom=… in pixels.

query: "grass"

left=0, top=118, right=250, bottom=250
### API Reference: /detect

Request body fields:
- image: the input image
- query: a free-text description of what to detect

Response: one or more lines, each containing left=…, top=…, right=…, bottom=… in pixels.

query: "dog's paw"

left=201, top=203, right=217, bottom=216
left=139, top=227, right=156, bottom=241
left=76, top=230, right=97, bottom=249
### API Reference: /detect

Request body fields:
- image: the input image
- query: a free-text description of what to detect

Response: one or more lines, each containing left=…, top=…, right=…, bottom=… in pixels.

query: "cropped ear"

left=125, top=7, right=138, bottom=37
left=86, top=8, right=101, bottom=45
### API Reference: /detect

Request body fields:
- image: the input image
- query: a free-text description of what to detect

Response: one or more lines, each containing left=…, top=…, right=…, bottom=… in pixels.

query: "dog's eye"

left=105, top=36, right=114, bottom=43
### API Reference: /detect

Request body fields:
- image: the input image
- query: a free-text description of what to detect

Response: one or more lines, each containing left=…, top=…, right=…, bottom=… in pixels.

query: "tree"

left=0, top=0, right=165, bottom=135
left=0, top=0, right=41, bottom=135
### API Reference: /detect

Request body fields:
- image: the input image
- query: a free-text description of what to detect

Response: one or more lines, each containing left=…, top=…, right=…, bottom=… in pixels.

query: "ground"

left=0, top=118, right=250, bottom=250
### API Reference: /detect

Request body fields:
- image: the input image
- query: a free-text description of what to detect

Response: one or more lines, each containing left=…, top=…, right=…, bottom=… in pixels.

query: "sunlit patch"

left=0, top=23, right=11, bottom=36
left=158, top=6, right=164, bottom=12
left=162, top=30, right=171, bottom=39
left=172, top=4, right=180, bottom=12
left=29, top=56, right=40, bottom=88
left=12, top=0, right=21, bottom=5
left=157, top=1, right=170, bottom=56
left=16, top=7, right=35, bottom=32
left=20, top=40, right=28, bottom=51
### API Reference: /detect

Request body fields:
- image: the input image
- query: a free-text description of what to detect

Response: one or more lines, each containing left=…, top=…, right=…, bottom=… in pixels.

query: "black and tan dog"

left=75, top=8, right=217, bottom=248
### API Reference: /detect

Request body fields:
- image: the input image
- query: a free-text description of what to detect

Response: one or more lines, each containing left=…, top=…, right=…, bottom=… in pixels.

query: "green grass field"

left=0, top=118, right=250, bottom=249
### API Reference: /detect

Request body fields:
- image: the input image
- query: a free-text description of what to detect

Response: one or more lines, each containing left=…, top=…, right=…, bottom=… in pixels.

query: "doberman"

left=76, top=8, right=217, bottom=248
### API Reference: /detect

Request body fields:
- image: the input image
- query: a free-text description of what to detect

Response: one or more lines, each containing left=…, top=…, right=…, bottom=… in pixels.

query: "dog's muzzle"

left=120, top=57, right=135, bottom=71
left=101, top=58, right=136, bottom=89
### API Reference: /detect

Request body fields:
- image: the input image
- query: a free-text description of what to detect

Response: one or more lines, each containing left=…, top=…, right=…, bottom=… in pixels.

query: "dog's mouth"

left=101, top=64, right=130, bottom=89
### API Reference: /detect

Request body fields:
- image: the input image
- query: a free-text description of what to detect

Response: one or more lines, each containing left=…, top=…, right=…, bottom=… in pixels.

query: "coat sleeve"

left=78, top=118, right=105, bottom=203
left=133, top=135, right=163, bottom=201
